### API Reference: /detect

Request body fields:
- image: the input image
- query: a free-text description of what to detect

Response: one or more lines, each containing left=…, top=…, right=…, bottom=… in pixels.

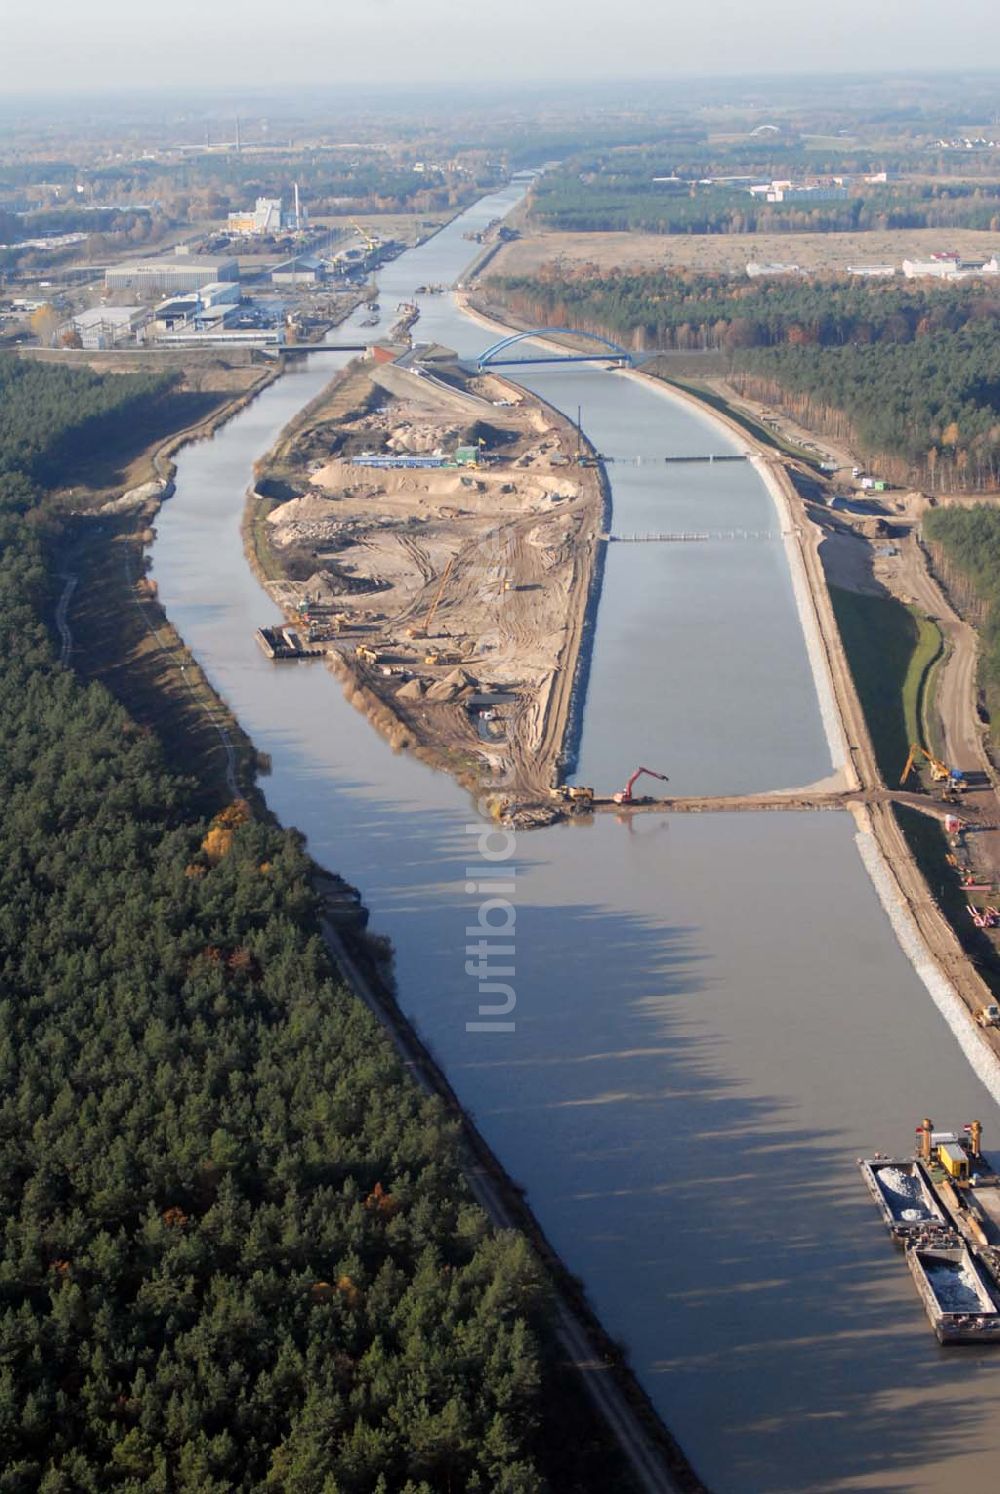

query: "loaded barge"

left=861, top=1119, right=1000, bottom=1344
left=255, top=625, right=324, bottom=660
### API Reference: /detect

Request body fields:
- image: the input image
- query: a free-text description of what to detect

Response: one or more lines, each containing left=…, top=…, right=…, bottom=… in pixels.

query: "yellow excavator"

left=900, top=742, right=966, bottom=793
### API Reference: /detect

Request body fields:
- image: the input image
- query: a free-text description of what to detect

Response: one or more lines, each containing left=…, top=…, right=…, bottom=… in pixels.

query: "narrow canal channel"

left=151, top=185, right=1000, bottom=1493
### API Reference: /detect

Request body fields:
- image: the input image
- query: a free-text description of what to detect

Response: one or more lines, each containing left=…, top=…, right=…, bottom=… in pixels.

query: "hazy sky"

left=5, top=0, right=998, bottom=92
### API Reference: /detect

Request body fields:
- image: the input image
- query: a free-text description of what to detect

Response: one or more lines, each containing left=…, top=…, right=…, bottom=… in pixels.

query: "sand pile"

left=302, top=571, right=342, bottom=604
left=101, top=478, right=166, bottom=514
left=267, top=494, right=340, bottom=526
left=396, top=678, right=426, bottom=700
left=387, top=423, right=458, bottom=454
left=423, top=669, right=476, bottom=703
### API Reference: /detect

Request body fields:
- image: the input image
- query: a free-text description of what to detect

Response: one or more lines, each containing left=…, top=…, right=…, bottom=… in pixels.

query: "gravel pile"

left=926, top=1258, right=985, bottom=1314
left=877, top=1166, right=931, bottom=1220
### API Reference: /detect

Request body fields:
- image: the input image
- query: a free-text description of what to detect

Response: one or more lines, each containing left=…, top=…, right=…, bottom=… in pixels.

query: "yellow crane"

left=423, top=555, right=455, bottom=634
left=406, top=556, right=456, bottom=641
left=901, top=742, right=949, bottom=784
left=900, top=742, right=966, bottom=793
left=350, top=219, right=380, bottom=254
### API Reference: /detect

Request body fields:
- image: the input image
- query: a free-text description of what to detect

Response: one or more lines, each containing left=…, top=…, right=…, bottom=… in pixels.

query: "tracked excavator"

left=613, top=766, right=670, bottom=805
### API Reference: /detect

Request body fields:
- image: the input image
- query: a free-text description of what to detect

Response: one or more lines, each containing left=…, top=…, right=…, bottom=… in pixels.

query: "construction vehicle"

left=613, top=766, right=669, bottom=805
left=900, top=743, right=966, bottom=794
left=424, top=649, right=462, bottom=666
left=550, top=784, right=595, bottom=804
left=407, top=556, right=457, bottom=641
left=976, top=1003, right=1000, bottom=1028
left=350, top=219, right=380, bottom=255
left=355, top=644, right=379, bottom=665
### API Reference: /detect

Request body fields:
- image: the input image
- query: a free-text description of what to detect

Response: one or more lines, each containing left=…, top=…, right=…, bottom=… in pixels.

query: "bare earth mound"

left=253, top=360, right=603, bottom=799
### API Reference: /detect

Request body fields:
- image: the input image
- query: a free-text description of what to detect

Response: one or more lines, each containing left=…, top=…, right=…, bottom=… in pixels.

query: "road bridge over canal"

left=477, top=327, right=634, bottom=370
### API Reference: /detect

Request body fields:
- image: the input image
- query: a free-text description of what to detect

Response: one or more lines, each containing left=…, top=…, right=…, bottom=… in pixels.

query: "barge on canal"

left=907, top=1242, right=1000, bottom=1344
left=860, top=1158, right=949, bottom=1243
left=861, top=1118, right=1000, bottom=1345
left=255, top=625, right=324, bottom=660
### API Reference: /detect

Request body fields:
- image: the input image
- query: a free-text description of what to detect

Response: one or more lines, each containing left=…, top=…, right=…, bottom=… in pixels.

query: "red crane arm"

left=621, top=765, right=670, bottom=801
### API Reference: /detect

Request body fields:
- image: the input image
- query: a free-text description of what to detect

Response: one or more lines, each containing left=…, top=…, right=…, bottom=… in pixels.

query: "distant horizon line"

left=4, top=65, right=1000, bottom=104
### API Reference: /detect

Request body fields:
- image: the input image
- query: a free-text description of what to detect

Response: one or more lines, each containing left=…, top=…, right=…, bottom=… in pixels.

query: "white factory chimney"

left=294, top=181, right=301, bottom=230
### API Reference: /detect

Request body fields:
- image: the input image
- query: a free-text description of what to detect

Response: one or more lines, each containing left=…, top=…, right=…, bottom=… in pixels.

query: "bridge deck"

left=581, top=789, right=973, bottom=821
left=477, top=353, right=631, bottom=368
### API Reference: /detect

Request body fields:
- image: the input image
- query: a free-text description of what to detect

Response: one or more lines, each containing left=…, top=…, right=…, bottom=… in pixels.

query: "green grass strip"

left=905, top=610, right=944, bottom=750
left=830, top=584, right=942, bottom=784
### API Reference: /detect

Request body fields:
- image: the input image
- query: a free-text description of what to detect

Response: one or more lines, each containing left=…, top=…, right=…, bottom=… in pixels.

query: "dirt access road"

left=894, top=533, right=983, bottom=774
left=875, top=529, right=1000, bottom=902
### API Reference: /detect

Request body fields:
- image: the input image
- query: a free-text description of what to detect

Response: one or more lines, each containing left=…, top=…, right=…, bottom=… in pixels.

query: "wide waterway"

left=151, top=185, right=1000, bottom=1492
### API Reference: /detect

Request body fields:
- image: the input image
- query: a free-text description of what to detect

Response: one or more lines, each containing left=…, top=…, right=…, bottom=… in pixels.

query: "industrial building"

left=748, top=179, right=849, bottom=204
left=153, top=327, right=283, bottom=348
left=746, top=261, right=803, bottom=278
left=105, top=253, right=239, bottom=295
left=903, top=253, right=1000, bottom=280
left=152, top=281, right=241, bottom=336
left=65, top=305, right=150, bottom=349
left=227, top=187, right=305, bottom=237
left=270, top=253, right=327, bottom=286
left=902, top=252, right=964, bottom=279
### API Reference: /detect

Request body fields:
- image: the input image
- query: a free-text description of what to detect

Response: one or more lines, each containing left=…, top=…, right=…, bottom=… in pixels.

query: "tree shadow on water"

left=248, top=765, right=998, bottom=1492
left=386, top=888, right=999, bottom=1494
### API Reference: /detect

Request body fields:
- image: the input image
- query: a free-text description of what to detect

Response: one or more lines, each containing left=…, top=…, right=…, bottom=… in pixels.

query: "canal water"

left=151, top=186, right=1000, bottom=1493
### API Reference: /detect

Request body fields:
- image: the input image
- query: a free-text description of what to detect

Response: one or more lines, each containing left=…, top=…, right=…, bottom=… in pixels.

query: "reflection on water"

left=151, top=187, right=1000, bottom=1493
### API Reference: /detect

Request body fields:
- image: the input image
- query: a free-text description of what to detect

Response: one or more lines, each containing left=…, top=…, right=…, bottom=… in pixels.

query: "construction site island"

left=248, top=354, right=604, bottom=822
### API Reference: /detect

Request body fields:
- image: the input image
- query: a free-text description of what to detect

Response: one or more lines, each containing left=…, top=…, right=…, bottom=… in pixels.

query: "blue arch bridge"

left=476, top=327, right=634, bottom=371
